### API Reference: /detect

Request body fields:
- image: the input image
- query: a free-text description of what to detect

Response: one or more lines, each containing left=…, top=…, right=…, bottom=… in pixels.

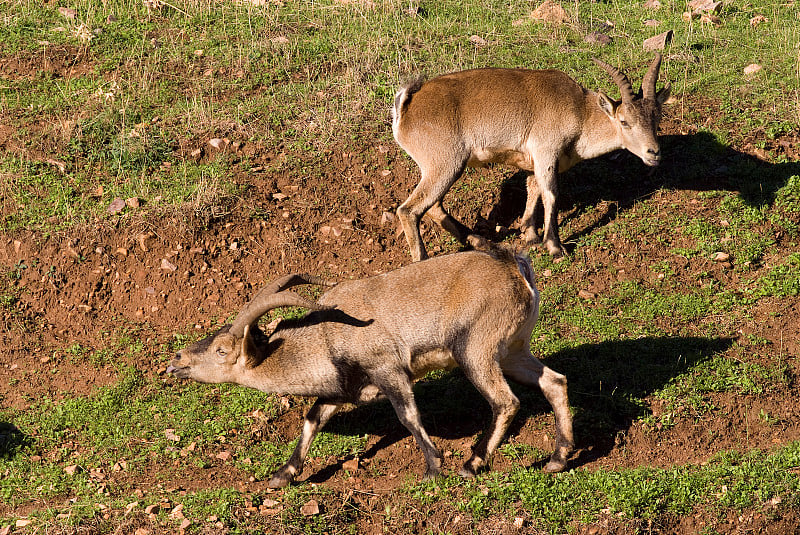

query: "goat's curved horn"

left=229, top=273, right=336, bottom=337
left=592, top=58, right=635, bottom=105
left=642, top=52, right=662, bottom=100
left=258, top=273, right=336, bottom=296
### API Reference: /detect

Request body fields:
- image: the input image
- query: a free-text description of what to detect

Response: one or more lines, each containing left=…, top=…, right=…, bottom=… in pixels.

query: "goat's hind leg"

left=499, top=350, right=574, bottom=472
left=268, top=399, right=341, bottom=488
left=397, top=156, right=468, bottom=261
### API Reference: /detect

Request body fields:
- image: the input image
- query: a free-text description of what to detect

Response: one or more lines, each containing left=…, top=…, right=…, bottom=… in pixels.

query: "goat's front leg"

left=268, top=400, right=341, bottom=488
left=373, top=370, right=443, bottom=480
left=520, top=171, right=542, bottom=245
left=522, top=159, right=566, bottom=257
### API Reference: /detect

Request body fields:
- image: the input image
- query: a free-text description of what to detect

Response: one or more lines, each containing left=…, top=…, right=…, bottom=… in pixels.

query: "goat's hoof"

left=522, top=228, right=542, bottom=245
left=422, top=467, right=442, bottom=481
left=542, top=459, right=567, bottom=473
left=457, top=466, right=477, bottom=479
left=466, top=234, right=490, bottom=251
left=267, top=472, right=294, bottom=489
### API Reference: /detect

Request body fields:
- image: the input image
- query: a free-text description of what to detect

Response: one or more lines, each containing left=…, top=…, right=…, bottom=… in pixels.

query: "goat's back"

left=393, top=68, right=588, bottom=147
left=316, top=249, right=537, bottom=348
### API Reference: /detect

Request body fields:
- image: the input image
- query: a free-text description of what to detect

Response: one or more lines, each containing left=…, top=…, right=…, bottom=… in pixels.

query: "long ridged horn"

left=642, top=52, right=662, bottom=100
left=230, top=273, right=336, bottom=337
left=592, top=57, right=635, bottom=105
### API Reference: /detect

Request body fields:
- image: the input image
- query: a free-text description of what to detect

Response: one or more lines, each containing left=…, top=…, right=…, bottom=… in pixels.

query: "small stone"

left=160, top=258, right=177, bottom=272
left=643, top=0, right=661, bottom=8
left=272, top=192, right=288, bottom=201
left=688, top=0, right=722, bottom=13
left=743, top=63, right=762, bottom=76
left=712, top=251, right=731, bottom=262
left=531, top=0, right=570, bottom=24
left=468, top=35, right=488, bottom=47
left=144, top=504, right=160, bottom=515
left=700, top=13, right=721, bottom=25
left=190, top=148, right=203, bottom=159
left=513, top=517, right=525, bottom=528
left=342, top=458, right=359, bottom=472
left=643, top=30, right=673, bottom=51
left=578, top=289, right=596, bottom=300
left=164, top=429, right=181, bottom=442
left=15, top=520, right=32, bottom=528
left=65, top=464, right=81, bottom=475
left=750, top=14, right=768, bottom=27
left=58, top=7, right=77, bottom=18
left=300, top=499, right=320, bottom=516
left=179, top=519, right=191, bottom=530
left=380, top=211, right=396, bottom=226
left=215, top=451, right=232, bottom=461
left=107, top=198, right=126, bottom=215
left=126, top=197, right=140, bottom=209
left=208, top=138, right=227, bottom=150
left=585, top=32, right=612, bottom=46
left=137, top=232, right=153, bottom=252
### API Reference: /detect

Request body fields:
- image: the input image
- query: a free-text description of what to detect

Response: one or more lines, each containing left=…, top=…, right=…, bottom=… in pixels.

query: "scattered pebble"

left=585, top=32, right=612, bottom=46
left=468, top=35, right=488, bottom=47
left=300, top=499, right=320, bottom=516
left=58, top=7, right=77, bottom=19
left=643, top=30, right=673, bottom=50
left=107, top=198, right=126, bottom=215
left=743, top=63, right=762, bottom=76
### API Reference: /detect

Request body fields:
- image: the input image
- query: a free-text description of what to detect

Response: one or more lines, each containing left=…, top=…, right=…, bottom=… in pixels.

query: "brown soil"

left=1, top=51, right=799, bottom=534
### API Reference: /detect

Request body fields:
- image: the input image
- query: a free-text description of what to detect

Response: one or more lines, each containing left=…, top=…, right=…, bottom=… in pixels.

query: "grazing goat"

left=167, top=240, right=573, bottom=488
left=392, top=53, right=671, bottom=260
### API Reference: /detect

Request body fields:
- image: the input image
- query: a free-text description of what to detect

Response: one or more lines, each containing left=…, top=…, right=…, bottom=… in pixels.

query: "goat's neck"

left=235, top=329, right=342, bottom=397
left=573, top=92, right=624, bottom=161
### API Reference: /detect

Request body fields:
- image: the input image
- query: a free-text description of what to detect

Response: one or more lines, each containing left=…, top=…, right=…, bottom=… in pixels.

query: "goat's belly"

left=410, top=349, right=457, bottom=380
left=468, top=149, right=532, bottom=170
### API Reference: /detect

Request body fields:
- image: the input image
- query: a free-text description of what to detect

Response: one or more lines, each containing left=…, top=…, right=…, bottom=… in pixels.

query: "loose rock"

left=643, top=30, right=673, bottom=51
left=300, top=499, right=320, bottom=516
left=107, top=198, right=126, bottom=215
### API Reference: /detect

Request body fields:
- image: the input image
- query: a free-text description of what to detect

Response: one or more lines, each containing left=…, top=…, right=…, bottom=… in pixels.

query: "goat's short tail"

left=514, top=253, right=537, bottom=291
left=467, top=235, right=538, bottom=290
left=391, top=77, right=425, bottom=135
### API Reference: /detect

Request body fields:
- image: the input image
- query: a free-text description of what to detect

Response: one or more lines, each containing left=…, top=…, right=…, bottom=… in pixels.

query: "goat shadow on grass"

left=301, top=335, right=733, bottom=484
left=0, top=422, right=32, bottom=459
left=485, top=131, right=800, bottom=251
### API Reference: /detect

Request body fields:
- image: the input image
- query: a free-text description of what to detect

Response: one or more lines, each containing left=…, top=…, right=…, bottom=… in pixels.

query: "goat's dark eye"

left=216, top=347, right=228, bottom=358
left=620, top=119, right=630, bottom=128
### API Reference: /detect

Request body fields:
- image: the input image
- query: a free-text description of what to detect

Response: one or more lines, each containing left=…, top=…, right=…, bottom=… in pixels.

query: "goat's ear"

left=240, top=324, right=260, bottom=369
left=597, top=91, right=619, bottom=118
left=655, top=82, right=672, bottom=106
